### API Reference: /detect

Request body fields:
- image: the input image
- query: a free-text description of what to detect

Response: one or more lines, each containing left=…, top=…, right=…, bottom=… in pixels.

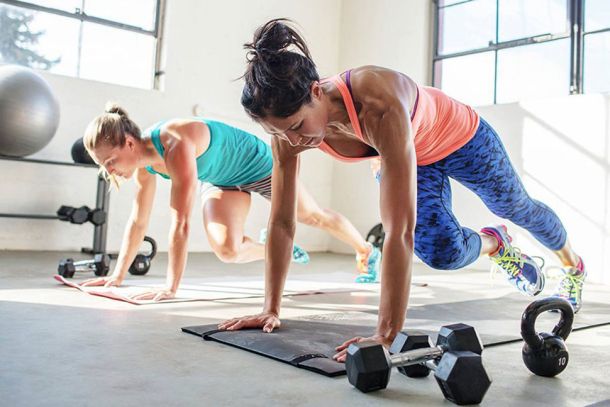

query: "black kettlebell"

left=521, top=296, right=574, bottom=377
left=128, top=236, right=157, bottom=276
left=366, top=223, right=385, bottom=251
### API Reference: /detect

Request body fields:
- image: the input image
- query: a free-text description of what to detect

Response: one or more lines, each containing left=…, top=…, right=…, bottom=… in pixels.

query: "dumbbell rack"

left=0, top=155, right=110, bottom=254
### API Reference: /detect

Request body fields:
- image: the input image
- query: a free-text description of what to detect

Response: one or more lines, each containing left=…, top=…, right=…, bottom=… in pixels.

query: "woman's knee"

left=212, top=240, right=242, bottom=263
left=415, top=236, right=479, bottom=270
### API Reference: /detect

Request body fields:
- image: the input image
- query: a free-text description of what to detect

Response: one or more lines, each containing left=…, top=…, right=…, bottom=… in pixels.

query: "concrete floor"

left=1, top=251, right=609, bottom=406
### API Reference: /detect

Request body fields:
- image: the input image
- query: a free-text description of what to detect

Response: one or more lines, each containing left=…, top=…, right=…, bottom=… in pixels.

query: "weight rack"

left=0, top=154, right=110, bottom=254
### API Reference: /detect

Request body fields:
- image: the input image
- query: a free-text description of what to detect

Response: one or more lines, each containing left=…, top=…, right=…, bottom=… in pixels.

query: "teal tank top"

left=144, top=118, right=273, bottom=186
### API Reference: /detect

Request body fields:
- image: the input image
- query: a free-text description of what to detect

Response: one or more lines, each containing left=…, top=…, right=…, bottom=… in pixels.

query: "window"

left=0, top=0, right=164, bottom=89
left=434, top=0, right=608, bottom=105
left=496, top=39, right=570, bottom=103
left=584, top=0, right=610, bottom=93
left=434, top=52, right=495, bottom=106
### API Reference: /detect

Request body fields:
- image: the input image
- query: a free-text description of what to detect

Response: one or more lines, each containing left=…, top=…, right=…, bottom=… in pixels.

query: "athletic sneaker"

left=481, top=224, right=545, bottom=296
left=355, top=242, right=382, bottom=283
left=258, top=228, right=310, bottom=264
left=551, top=257, right=586, bottom=313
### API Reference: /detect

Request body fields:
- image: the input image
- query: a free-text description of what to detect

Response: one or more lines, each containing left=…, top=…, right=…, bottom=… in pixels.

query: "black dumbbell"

left=346, top=324, right=491, bottom=405
left=128, top=236, right=157, bottom=276
left=390, top=323, right=484, bottom=378
left=521, top=296, right=574, bottom=377
left=87, top=208, right=106, bottom=226
left=58, top=254, right=111, bottom=278
left=56, top=205, right=89, bottom=224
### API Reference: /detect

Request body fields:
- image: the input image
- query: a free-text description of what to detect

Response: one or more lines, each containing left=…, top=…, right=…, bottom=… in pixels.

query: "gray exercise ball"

left=0, top=65, right=60, bottom=157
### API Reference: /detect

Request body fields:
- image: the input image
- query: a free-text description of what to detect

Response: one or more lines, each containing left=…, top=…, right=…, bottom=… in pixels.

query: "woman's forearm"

left=114, top=221, right=148, bottom=278
left=166, top=220, right=190, bottom=292
left=263, top=220, right=296, bottom=315
left=376, top=232, right=414, bottom=339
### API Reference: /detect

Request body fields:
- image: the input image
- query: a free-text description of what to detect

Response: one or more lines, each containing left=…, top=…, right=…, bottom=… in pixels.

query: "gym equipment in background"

left=58, top=236, right=158, bottom=279
left=128, top=236, right=158, bottom=276
left=56, top=205, right=106, bottom=226
left=56, top=205, right=89, bottom=224
left=0, top=204, right=106, bottom=225
left=366, top=223, right=385, bottom=251
left=0, top=155, right=110, bottom=255
left=521, top=296, right=574, bottom=377
left=71, top=137, right=96, bottom=165
left=0, top=65, right=60, bottom=157
left=346, top=323, right=491, bottom=405
left=58, top=254, right=110, bottom=278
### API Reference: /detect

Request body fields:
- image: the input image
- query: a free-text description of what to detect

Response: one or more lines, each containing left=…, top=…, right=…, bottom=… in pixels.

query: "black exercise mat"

left=278, top=281, right=610, bottom=346
left=182, top=291, right=610, bottom=377
left=182, top=321, right=373, bottom=377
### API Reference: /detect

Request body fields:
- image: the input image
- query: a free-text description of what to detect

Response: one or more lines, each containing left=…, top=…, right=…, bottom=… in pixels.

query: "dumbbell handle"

left=388, top=346, right=444, bottom=368
left=72, top=259, right=96, bottom=268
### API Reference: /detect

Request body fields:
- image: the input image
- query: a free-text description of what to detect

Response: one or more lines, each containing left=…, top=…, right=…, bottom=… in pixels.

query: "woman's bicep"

left=372, top=104, right=417, bottom=238
left=165, top=142, right=198, bottom=220
left=131, top=168, right=157, bottom=226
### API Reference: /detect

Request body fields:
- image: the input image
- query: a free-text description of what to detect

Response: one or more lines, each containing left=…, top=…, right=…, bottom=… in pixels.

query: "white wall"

left=0, top=0, right=342, bottom=253
left=474, top=95, right=610, bottom=284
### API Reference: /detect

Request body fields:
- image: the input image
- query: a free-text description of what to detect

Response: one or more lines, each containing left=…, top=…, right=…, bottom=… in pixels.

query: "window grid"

left=0, top=0, right=166, bottom=89
left=432, top=0, right=609, bottom=102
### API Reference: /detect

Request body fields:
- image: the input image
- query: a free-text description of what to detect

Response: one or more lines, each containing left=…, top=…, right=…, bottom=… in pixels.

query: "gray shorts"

left=199, top=175, right=272, bottom=201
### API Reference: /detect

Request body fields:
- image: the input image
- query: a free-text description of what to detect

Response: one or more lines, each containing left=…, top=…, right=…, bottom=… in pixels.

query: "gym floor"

left=1, top=251, right=608, bottom=406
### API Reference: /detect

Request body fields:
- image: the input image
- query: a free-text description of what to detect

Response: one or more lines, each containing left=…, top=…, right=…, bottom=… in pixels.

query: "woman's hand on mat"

left=333, top=334, right=393, bottom=363
left=218, top=312, right=281, bottom=333
left=80, top=274, right=123, bottom=288
left=129, top=288, right=176, bottom=302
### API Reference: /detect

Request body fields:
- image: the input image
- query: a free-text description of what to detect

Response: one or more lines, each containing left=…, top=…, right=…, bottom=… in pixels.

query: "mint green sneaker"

left=481, top=224, right=545, bottom=296
left=259, top=228, right=310, bottom=264
left=355, top=243, right=382, bottom=283
left=551, top=257, right=586, bottom=313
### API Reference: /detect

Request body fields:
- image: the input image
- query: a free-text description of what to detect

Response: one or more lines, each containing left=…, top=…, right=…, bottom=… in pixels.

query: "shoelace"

left=490, top=245, right=525, bottom=279
left=490, top=245, right=545, bottom=281
left=547, top=266, right=584, bottom=300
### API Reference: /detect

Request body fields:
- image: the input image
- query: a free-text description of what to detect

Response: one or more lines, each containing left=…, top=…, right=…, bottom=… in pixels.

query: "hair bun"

left=104, top=102, right=128, bottom=118
left=244, top=18, right=312, bottom=62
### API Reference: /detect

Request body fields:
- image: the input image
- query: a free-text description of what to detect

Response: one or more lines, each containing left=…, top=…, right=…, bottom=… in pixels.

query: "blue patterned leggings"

left=415, top=118, right=567, bottom=270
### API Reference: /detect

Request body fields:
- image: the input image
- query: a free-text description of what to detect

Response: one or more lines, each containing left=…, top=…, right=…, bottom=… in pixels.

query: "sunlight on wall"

left=515, top=96, right=610, bottom=284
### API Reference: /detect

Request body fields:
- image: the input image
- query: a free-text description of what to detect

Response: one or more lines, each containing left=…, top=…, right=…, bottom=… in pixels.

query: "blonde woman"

left=79, top=104, right=381, bottom=301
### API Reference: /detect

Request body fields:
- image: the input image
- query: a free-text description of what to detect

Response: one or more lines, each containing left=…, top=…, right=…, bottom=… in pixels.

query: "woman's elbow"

left=385, top=226, right=415, bottom=247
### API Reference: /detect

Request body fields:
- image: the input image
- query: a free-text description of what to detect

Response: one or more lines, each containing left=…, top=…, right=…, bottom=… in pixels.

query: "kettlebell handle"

left=142, top=236, right=157, bottom=260
left=521, top=297, right=574, bottom=350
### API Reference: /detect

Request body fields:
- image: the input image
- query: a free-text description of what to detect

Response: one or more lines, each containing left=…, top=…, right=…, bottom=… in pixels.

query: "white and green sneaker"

left=551, top=257, right=586, bottom=313
left=259, top=228, right=310, bottom=264
left=481, top=224, right=545, bottom=296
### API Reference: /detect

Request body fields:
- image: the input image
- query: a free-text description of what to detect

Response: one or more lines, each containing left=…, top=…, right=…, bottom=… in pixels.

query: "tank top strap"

left=149, top=126, right=165, bottom=157
left=143, top=122, right=169, bottom=179
left=328, top=74, right=366, bottom=142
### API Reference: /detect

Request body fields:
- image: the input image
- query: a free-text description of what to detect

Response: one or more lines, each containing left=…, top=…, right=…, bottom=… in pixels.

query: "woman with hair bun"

left=219, top=19, right=585, bottom=362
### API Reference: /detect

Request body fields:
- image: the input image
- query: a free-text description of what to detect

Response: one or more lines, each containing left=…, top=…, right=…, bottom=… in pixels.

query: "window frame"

left=432, top=0, right=604, bottom=103
left=0, top=0, right=166, bottom=90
